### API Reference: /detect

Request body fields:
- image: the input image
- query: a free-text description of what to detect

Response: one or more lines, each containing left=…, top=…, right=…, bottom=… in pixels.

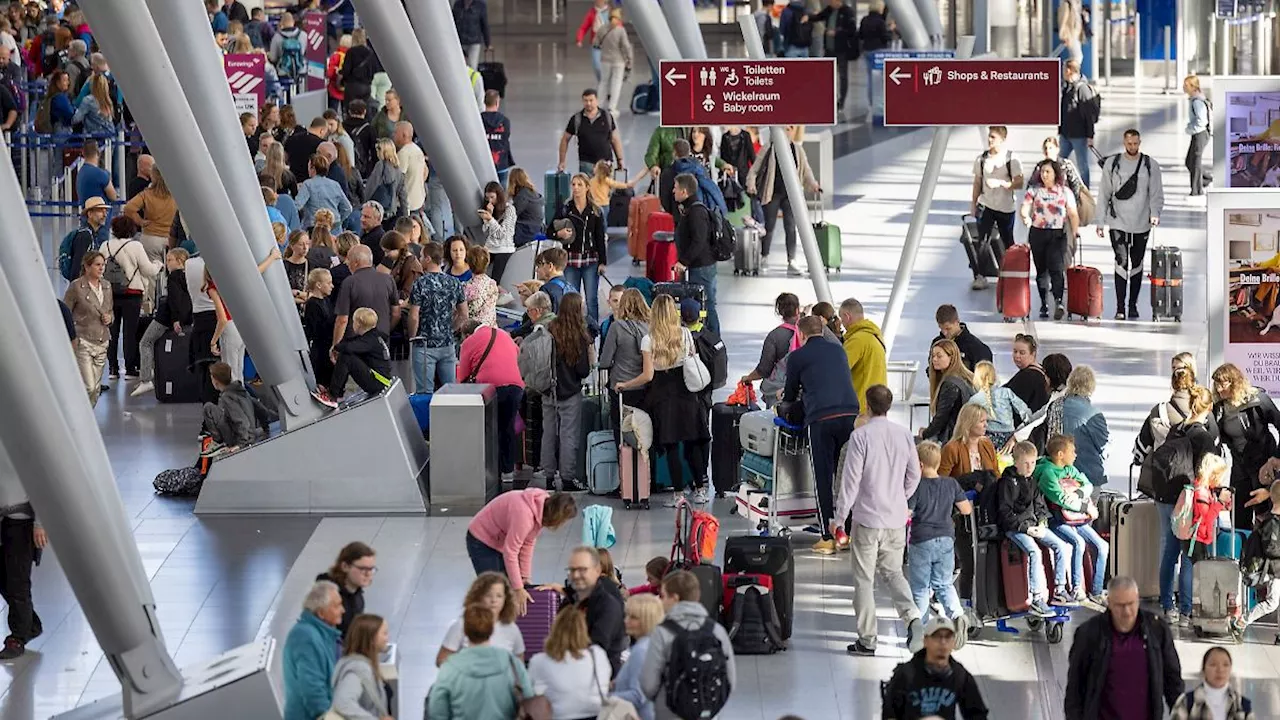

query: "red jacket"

left=1192, top=486, right=1225, bottom=547
left=576, top=5, right=609, bottom=45
left=326, top=48, right=346, bottom=101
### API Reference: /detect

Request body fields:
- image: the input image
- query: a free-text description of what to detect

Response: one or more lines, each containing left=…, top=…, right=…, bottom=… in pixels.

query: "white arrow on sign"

left=888, top=66, right=913, bottom=86
left=665, top=67, right=688, bottom=86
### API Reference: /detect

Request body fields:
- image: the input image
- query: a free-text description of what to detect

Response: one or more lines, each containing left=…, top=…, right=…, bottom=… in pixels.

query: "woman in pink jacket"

left=467, top=489, right=578, bottom=613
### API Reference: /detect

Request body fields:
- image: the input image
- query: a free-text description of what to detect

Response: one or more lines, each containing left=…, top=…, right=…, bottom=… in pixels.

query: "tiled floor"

left=7, top=36, right=1277, bottom=720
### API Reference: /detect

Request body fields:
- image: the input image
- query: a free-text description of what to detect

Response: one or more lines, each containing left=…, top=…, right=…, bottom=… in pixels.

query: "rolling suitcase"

left=724, top=535, right=795, bottom=639
left=519, top=392, right=543, bottom=469
left=577, top=386, right=609, bottom=480
left=1150, top=245, right=1184, bottom=322
left=654, top=441, right=690, bottom=490
left=586, top=429, right=619, bottom=495
left=619, top=442, right=651, bottom=509
left=973, top=538, right=1005, bottom=617
left=1192, top=557, right=1242, bottom=637
left=631, top=81, right=659, bottom=114
left=627, top=191, right=662, bottom=263
left=514, top=587, right=561, bottom=660
left=477, top=50, right=507, bottom=97
left=1094, top=489, right=1125, bottom=539
left=543, top=171, right=571, bottom=224
left=711, top=402, right=751, bottom=495
left=607, top=169, right=633, bottom=228
left=996, top=243, right=1032, bottom=321
left=153, top=328, right=200, bottom=403
left=733, top=225, right=762, bottom=276
left=811, top=203, right=842, bottom=272
left=1110, top=498, right=1161, bottom=598
left=644, top=212, right=677, bottom=282
left=652, top=281, right=706, bottom=307
left=738, top=451, right=773, bottom=489
left=1065, top=243, right=1104, bottom=320
left=408, top=392, right=432, bottom=435
left=960, top=213, right=1002, bottom=279
left=739, top=410, right=778, bottom=457
left=999, top=540, right=1033, bottom=613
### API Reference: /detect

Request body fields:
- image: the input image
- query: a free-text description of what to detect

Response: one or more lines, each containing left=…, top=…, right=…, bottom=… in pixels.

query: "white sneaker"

left=692, top=487, right=710, bottom=504
left=130, top=381, right=154, bottom=398
left=500, top=472, right=514, bottom=483
left=663, top=491, right=689, bottom=508
left=971, top=276, right=989, bottom=290
left=786, top=261, right=802, bottom=277
left=760, top=255, right=770, bottom=269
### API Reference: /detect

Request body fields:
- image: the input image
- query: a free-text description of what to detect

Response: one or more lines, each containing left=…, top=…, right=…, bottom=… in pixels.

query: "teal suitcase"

left=544, top=171, right=571, bottom=223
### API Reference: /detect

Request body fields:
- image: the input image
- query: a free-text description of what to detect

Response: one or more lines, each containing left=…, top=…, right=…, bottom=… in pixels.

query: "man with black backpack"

left=777, top=0, right=813, bottom=58
left=1096, top=128, right=1164, bottom=321
left=672, top=173, right=724, bottom=334
left=641, top=570, right=735, bottom=720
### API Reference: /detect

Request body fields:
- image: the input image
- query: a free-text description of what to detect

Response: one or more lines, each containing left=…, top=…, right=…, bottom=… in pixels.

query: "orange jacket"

left=326, top=48, right=346, bottom=100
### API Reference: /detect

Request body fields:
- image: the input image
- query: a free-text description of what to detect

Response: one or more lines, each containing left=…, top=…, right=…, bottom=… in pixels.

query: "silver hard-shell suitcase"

left=1192, top=557, right=1242, bottom=637
left=739, top=410, right=777, bottom=457
left=1110, top=498, right=1160, bottom=598
left=734, top=225, right=762, bottom=276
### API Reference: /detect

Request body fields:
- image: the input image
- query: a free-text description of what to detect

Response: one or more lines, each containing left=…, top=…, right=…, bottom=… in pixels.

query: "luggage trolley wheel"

left=1025, top=616, right=1044, bottom=632
left=1046, top=621, right=1064, bottom=644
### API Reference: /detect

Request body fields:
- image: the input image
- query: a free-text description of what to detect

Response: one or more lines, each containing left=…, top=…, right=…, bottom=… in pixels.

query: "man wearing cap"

left=66, top=197, right=110, bottom=280
left=881, top=616, right=989, bottom=720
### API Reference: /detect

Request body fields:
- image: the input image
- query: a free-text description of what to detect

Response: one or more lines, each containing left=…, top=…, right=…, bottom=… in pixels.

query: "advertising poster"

left=1225, top=209, right=1280, bottom=393
left=302, top=12, right=327, bottom=92
left=1224, top=91, right=1280, bottom=188
left=224, top=53, right=265, bottom=115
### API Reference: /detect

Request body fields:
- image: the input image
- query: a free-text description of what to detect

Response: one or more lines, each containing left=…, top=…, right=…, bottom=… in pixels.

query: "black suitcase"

left=519, top=392, right=543, bottom=469
left=960, top=213, right=1003, bottom=279
left=477, top=51, right=507, bottom=98
left=710, top=402, right=750, bottom=495
left=153, top=328, right=200, bottom=403
left=607, top=169, right=633, bottom=228
left=1150, top=245, right=1183, bottom=322
left=724, top=535, right=795, bottom=639
left=652, top=281, right=706, bottom=306
left=687, top=563, right=724, bottom=621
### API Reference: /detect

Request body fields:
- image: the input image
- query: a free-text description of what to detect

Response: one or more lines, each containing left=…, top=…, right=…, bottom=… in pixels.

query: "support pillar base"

left=195, top=379, right=429, bottom=515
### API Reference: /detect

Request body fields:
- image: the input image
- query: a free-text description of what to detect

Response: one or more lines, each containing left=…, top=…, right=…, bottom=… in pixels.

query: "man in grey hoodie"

left=1096, top=128, right=1164, bottom=321
left=641, top=570, right=735, bottom=720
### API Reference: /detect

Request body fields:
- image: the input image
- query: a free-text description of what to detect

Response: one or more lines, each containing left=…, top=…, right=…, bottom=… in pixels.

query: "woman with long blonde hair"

left=613, top=294, right=712, bottom=505
left=920, top=339, right=975, bottom=443
left=938, top=404, right=999, bottom=483
left=1213, top=363, right=1280, bottom=528
left=362, top=138, right=406, bottom=219
left=600, top=287, right=651, bottom=445
left=307, top=209, right=340, bottom=268
left=71, top=74, right=115, bottom=136
left=263, top=142, right=297, bottom=196
left=967, top=360, right=1031, bottom=449
left=329, top=614, right=392, bottom=719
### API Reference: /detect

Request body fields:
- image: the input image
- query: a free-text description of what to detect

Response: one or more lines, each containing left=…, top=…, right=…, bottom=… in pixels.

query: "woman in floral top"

left=464, top=245, right=501, bottom=327
left=1019, top=160, right=1079, bottom=321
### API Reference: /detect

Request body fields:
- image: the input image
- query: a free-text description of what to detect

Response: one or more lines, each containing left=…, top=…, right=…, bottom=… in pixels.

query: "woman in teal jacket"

left=428, top=605, right=533, bottom=719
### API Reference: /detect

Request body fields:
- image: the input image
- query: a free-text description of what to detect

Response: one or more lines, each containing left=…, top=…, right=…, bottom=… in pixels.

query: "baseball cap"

left=679, top=297, right=702, bottom=325
left=923, top=616, right=957, bottom=637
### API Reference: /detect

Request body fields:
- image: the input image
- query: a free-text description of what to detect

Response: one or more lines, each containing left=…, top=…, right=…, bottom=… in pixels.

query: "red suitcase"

left=996, top=243, right=1032, bottom=322
left=645, top=211, right=678, bottom=282
left=1066, top=246, right=1104, bottom=320
left=1000, top=540, right=1032, bottom=613
left=628, top=193, right=662, bottom=263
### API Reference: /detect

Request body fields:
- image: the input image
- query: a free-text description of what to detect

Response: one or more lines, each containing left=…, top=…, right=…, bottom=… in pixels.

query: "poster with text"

left=302, top=12, right=326, bottom=92
left=1225, top=208, right=1280, bottom=394
left=224, top=54, right=265, bottom=115
left=1225, top=92, right=1280, bottom=188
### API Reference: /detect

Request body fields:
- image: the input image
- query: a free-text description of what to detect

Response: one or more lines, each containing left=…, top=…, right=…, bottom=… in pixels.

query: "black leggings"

left=761, top=193, right=796, bottom=260
left=108, top=292, right=142, bottom=375
left=659, top=440, right=709, bottom=492
left=1028, top=227, right=1068, bottom=308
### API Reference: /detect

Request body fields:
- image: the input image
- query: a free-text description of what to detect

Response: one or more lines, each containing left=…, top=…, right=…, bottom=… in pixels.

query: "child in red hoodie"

left=626, top=556, right=669, bottom=597
left=1185, top=454, right=1234, bottom=559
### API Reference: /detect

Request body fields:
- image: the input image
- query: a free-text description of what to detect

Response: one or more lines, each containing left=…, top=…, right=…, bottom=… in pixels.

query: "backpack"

left=692, top=201, right=736, bottom=262
left=783, top=6, right=812, bottom=48
left=40, top=27, right=66, bottom=76
left=517, top=325, right=555, bottom=394
left=0, top=74, right=25, bottom=117
left=349, top=122, right=374, bottom=176
left=278, top=31, right=305, bottom=81
left=33, top=94, right=53, bottom=134
left=661, top=618, right=732, bottom=720
left=1148, top=401, right=1185, bottom=452
left=1077, top=80, right=1102, bottom=124
left=1137, top=428, right=1195, bottom=504
left=692, top=329, right=728, bottom=391
left=1198, top=96, right=1215, bottom=136
left=58, top=227, right=95, bottom=281
left=369, top=178, right=395, bottom=217
left=727, top=583, right=786, bottom=655
left=1170, top=485, right=1198, bottom=541
left=622, top=277, right=655, bottom=305
left=102, top=240, right=137, bottom=289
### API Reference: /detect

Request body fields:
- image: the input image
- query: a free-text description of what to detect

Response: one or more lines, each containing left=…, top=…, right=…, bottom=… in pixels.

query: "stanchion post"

left=1104, top=15, right=1112, bottom=85
left=1134, top=12, right=1142, bottom=90
left=1162, top=25, right=1172, bottom=94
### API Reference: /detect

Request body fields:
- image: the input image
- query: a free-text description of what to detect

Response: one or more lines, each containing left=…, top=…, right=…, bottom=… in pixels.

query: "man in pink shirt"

left=833, top=384, right=924, bottom=657
left=458, top=321, right=525, bottom=482
left=466, top=489, right=578, bottom=614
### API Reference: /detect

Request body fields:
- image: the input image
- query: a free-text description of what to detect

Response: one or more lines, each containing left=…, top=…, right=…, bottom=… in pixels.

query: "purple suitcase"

left=515, top=587, right=561, bottom=659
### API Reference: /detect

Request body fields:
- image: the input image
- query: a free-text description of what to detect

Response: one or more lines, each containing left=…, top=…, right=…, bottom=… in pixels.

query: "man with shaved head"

left=128, top=154, right=154, bottom=198
left=331, top=243, right=399, bottom=357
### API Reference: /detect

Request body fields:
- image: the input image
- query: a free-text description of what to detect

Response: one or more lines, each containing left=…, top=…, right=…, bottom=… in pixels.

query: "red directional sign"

left=882, top=59, right=1062, bottom=127
left=659, top=59, right=836, bottom=128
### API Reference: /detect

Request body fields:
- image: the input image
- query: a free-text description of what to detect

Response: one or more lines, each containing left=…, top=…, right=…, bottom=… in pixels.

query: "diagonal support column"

left=0, top=133, right=182, bottom=717
left=662, top=0, right=708, bottom=59
left=624, top=0, right=682, bottom=72
left=886, top=0, right=931, bottom=49
left=350, top=0, right=484, bottom=238
left=146, top=0, right=319, bottom=411
left=81, top=0, right=323, bottom=429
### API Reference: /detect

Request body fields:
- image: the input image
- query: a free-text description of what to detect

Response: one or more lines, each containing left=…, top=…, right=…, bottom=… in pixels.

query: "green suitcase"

left=812, top=204, right=842, bottom=272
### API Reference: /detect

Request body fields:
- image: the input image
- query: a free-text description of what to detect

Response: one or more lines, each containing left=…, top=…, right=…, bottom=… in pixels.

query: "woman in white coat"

left=99, top=215, right=161, bottom=382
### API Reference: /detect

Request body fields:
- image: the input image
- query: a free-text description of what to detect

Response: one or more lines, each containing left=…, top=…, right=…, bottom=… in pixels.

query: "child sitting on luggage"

left=325, top=307, right=393, bottom=403
left=998, top=441, right=1069, bottom=617
left=906, top=442, right=973, bottom=637
left=1035, top=434, right=1108, bottom=605
left=627, top=556, right=670, bottom=597
left=1233, top=479, right=1280, bottom=640
left=1184, top=454, right=1233, bottom=561
left=201, top=361, right=276, bottom=451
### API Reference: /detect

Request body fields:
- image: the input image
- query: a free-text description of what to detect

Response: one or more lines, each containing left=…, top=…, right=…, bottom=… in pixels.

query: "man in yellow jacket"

left=838, top=298, right=887, bottom=411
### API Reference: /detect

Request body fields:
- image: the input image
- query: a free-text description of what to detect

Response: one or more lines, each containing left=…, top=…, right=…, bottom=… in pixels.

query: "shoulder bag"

left=590, top=646, right=640, bottom=720
left=463, top=326, right=499, bottom=383
left=681, top=328, right=710, bottom=392
left=509, top=655, right=553, bottom=720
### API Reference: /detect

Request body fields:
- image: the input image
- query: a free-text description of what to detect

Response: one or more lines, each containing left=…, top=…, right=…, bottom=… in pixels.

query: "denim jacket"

left=967, top=386, right=1032, bottom=434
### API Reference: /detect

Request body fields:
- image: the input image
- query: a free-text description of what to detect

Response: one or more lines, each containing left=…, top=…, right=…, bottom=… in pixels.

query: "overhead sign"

left=224, top=54, right=266, bottom=115
left=658, top=59, right=836, bottom=128
left=866, top=50, right=955, bottom=120
left=882, top=59, right=1062, bottom=127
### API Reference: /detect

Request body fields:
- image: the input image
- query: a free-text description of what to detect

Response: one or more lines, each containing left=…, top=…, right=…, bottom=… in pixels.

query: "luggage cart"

left=731, top=417, right=818, bottom=537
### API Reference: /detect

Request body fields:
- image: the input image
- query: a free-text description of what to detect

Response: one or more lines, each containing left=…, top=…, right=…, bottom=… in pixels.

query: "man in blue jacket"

left=781, top=315, right=859, bottom=555
left=659, top=139, right=728, bottom=216
left=282, top=580, right=344, bottom=720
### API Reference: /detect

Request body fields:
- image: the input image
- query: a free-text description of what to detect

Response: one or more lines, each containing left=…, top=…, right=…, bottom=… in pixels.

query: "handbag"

left=681, top=329, right=710, bottom=392
left=1076, top=185, right=1097, bottom=227
left=591, top=647, right=640, bottom=720
left=509, top=655, right=553, bottom=720
left=464, top=325, right=499, bottom=383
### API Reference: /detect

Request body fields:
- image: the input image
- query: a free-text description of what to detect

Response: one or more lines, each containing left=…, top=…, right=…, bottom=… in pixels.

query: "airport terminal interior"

left=4, top=0, right=1280, bottom=718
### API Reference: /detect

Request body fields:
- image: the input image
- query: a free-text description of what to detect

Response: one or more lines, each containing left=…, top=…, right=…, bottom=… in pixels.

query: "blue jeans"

left=1157, top=502, right=1194, bottom=614
left=1052, top=522, right=1108, bottom=594
left=782, top=46, right=810, bottom=58
left=908, top=536, right=963, bottom=621
left=591, top=46, right=602, bottom=82
left=1006, top=530, right=1071, bottom=601
left=564, top=264, right=600, bottom=324
left=412, top=343, right=457, bottom=394
left=686, top=263, right=719, bottom=335
left=466, top=531, right=507, bottom=576
left=427, top=175, right=454, bottom=240
left=1059, top=135, right=1092, bottom=188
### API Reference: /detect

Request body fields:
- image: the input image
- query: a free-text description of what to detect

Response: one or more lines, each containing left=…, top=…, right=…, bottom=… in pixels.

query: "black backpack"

left=693, top=328, right=728, bottom=391
left=727, top=584, right=785, bottom=655
left=1137, top=427, right=1194, bottom=504
left=692, top=201, right=736, bottom=262
left=785, top=7, right=813, bottom=48
left=662, top=618, right=731, bottom=720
